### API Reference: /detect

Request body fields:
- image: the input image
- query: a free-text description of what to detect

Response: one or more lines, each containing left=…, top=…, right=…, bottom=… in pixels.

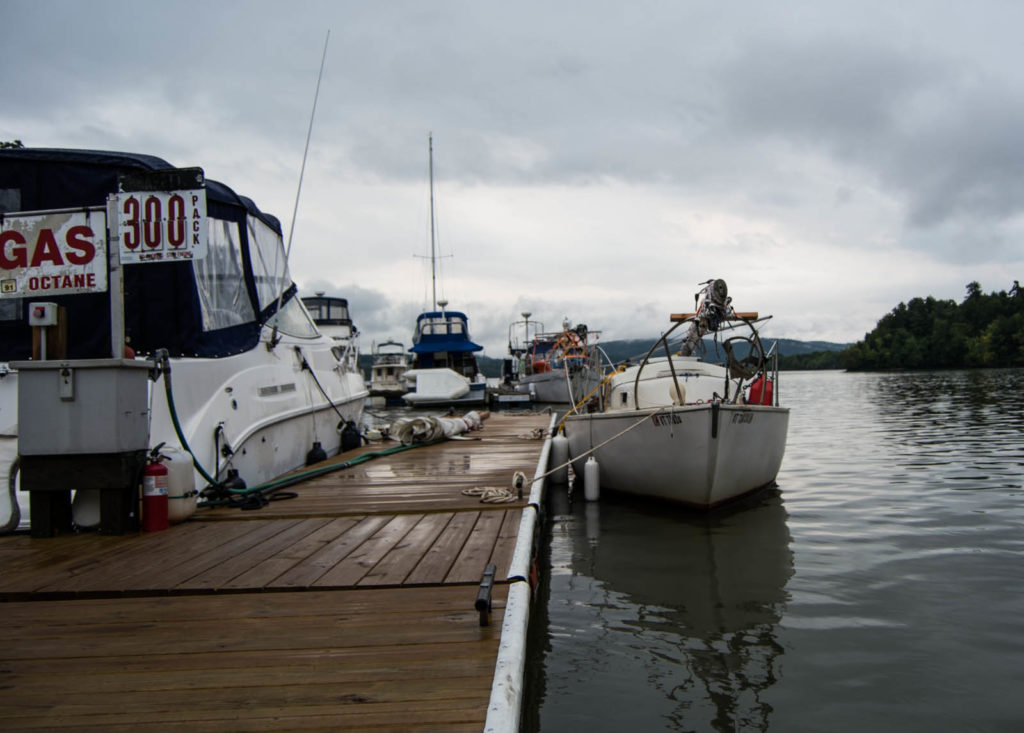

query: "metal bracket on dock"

left=476, top=562, right=497, bottom=626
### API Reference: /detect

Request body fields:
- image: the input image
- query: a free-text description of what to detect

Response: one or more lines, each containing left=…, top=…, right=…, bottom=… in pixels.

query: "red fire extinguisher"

left=142, top=456, right=169, bottom=532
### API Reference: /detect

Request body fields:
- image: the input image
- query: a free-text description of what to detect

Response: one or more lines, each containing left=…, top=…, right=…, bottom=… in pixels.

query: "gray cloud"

left=2, top=0, right=1022, bottom=350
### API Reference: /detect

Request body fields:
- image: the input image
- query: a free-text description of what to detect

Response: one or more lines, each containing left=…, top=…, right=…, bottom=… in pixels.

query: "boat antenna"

left=270, top=29, right=330, bottom=348
left=429, top=133, right=438, bottom=309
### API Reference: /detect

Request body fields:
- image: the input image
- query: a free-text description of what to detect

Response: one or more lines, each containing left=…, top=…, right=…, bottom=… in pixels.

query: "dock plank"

left=0, top=586, right=508, bottom=732
left=0, top=412, right=551, bottom=731
left=403, top=511, right=481, bottom=586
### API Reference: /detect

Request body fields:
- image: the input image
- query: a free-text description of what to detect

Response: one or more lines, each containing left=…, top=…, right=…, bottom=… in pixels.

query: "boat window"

left=193, top=219, right=256, bottom=330
left=0, top=188, right=20, bottom=213
left=420, top=318, right=441, bottom=335
left=327, top=301, right=350, bottom=321
left=247, top=215, right=291, bottom=310
left=266, top=295, right=320, bottom=338
left=303, top=298, right=351, bottom=324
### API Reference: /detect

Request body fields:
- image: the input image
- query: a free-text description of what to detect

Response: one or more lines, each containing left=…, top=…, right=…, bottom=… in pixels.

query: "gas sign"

left=116, top=188, right=207, bottom=264
left=0, top=208, right=108, bottom=298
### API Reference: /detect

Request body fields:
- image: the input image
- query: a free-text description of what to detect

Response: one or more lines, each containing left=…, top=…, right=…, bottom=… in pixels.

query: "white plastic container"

left=162, top=446, right=197, bottom=523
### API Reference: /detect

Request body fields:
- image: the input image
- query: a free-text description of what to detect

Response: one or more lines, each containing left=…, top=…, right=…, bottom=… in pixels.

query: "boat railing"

left=630, top=313, right=775, bottom=410
left=766, top=339, right=780, bottom=406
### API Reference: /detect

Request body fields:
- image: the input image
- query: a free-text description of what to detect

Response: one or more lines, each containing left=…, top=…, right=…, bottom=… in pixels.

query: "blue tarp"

left=409, top=338, right=483, bottom=353
left=410, top=310, right=483, bottom=353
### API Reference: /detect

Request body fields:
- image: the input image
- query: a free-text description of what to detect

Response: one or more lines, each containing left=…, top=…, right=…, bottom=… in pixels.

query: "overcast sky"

left=3, top=0, right=1021, bottom=355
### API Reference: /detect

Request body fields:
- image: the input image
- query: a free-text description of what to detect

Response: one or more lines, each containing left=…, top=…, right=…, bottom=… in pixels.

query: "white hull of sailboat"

left=564, top=403, right=789, bottom=508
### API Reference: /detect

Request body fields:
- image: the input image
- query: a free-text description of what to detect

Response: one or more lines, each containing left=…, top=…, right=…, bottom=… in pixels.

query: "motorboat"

left=508, top=315, right=604, bottom=404
left=401, top=135, right=486, bottom=408
left=0, top=148, right=367, bottom=535
left=562, top=279, right=789, bottom=509
left=367, top=339, right=409, bottom=401
left=301, top=292, right=362, bottom=377
left=402, top=307, right=487, bottom=407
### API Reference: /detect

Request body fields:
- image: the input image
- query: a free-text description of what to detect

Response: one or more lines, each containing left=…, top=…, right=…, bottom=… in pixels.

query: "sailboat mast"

left=428, top=134, right=437, bottom=309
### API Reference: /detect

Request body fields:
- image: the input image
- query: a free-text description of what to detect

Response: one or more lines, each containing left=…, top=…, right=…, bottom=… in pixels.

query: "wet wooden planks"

left=0, top=412, right=551, bottom=731
left=0, top=509, right=524, bottom=597
left=1, top=585, right=508, bottom=732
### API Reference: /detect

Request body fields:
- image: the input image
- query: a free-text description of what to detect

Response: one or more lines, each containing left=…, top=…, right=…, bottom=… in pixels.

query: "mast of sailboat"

left=428, top=133, right=438, bottom=310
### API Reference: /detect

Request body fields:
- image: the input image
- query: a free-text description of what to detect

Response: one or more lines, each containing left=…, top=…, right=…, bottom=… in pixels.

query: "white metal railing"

left=483, top=412, right=556, bottom=733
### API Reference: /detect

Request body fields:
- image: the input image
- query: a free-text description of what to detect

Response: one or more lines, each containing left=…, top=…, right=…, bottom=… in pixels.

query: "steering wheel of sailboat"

left=723, top=335, right=765, bottom=380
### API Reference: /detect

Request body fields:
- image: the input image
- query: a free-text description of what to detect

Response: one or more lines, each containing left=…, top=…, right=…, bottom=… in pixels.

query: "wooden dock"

left=0, top=412, right=552, bottom=732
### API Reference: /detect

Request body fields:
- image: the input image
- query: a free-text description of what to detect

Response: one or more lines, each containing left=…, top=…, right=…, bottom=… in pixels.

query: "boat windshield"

left=266, top=296, right=320, bottom=339
left=420, top=316, right=466, bottom=336
left=247, top=214, right=293, bottom=312
left=302, top=297, right=351, bottom=324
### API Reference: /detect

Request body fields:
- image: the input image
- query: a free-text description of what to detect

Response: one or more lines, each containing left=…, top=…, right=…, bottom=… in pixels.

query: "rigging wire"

left=270, top=30, right=330, bottom=340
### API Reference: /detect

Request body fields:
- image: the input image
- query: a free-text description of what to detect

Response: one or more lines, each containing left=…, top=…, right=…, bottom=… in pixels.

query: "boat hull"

left=564, top=403, right=789, bottom=508
left=515, top=367, right=603, bottom=405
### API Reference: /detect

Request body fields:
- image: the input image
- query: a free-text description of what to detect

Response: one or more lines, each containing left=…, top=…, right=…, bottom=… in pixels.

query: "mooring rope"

left=461, top=486, right=521, bottom=503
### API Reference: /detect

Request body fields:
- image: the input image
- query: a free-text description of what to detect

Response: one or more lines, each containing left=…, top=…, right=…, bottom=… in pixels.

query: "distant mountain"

left=593, top=337, right=849, bottom=365
left=473, top=337, right=850, bottom=377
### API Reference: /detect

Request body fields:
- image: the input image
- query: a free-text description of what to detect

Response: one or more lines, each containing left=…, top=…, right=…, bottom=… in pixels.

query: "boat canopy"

left=0, top=148, right=300, bottom=360
left=410, top=311, right=483, bottom=354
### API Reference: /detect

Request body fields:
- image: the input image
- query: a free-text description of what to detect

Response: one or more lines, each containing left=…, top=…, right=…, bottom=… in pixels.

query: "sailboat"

left=402, top=135, right=487, bottom=407
left=562, top=279, right=789, bottom=509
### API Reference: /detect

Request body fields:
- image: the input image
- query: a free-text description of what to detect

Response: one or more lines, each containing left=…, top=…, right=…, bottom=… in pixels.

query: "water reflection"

left=530, top=489, right=793, bottom=731
left=531, top=369, right=1024, bottom=732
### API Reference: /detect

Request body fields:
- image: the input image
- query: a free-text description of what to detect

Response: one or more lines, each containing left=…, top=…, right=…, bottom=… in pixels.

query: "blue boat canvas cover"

left=0, top=148, right=297, bottom=361
left=410, top=311, right=484, bottom=354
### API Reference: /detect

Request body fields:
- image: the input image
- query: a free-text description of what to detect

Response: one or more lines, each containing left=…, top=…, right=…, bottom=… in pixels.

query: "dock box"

left=12, top=358, right=155, bottom=536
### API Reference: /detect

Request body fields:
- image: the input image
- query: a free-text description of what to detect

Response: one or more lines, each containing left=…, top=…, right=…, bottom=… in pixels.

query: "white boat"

left=301, top=293, right=362, bottom=376
left=402, top=308, right=487, bottom=407
left=508, top=315, right=604, bottom=404
left=563, top=279, right=789, bottom=509
left=0, top=148, right=367, bottom=535
left=401, top=135, right=487, bottom=408
left=367, top=339, right=409, bottom=401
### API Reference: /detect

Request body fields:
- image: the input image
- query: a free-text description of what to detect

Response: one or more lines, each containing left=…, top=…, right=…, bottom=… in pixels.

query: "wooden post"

left=670, top=311, right=759, bottom=322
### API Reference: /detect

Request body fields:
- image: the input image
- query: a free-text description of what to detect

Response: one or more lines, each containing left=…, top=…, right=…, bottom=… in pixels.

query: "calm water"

left=524, top=369, right=1024, bottom=732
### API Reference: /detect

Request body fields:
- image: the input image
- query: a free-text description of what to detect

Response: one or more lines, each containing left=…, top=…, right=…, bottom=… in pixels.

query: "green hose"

left=156, top=350, right=220, bottom=487
left=155, top=349, right=445, bottom=509
left=199, top=440, right=443, bottom=508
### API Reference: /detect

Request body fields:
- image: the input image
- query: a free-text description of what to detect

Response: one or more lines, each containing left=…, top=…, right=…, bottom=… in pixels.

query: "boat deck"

left=0, top=412, right=552, bottom=732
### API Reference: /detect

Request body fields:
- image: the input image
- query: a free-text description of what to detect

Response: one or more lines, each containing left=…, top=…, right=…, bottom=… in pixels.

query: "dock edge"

left=483, top=412, right=557, bottom=732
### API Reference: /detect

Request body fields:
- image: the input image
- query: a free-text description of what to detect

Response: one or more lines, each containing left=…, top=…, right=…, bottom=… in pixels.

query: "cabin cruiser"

left=368, top=339, right=410, bottom=401
left=401, top=136, right=486, bottom=408
left=301, top=293, right=361, bottom=377
left=402, top=306, right=487, bottom=407
left=0, top=148, right=367, bottom=535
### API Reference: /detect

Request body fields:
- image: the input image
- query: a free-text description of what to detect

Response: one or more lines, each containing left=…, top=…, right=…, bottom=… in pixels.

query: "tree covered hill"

left=840, top=281, right=1023, bottom=370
